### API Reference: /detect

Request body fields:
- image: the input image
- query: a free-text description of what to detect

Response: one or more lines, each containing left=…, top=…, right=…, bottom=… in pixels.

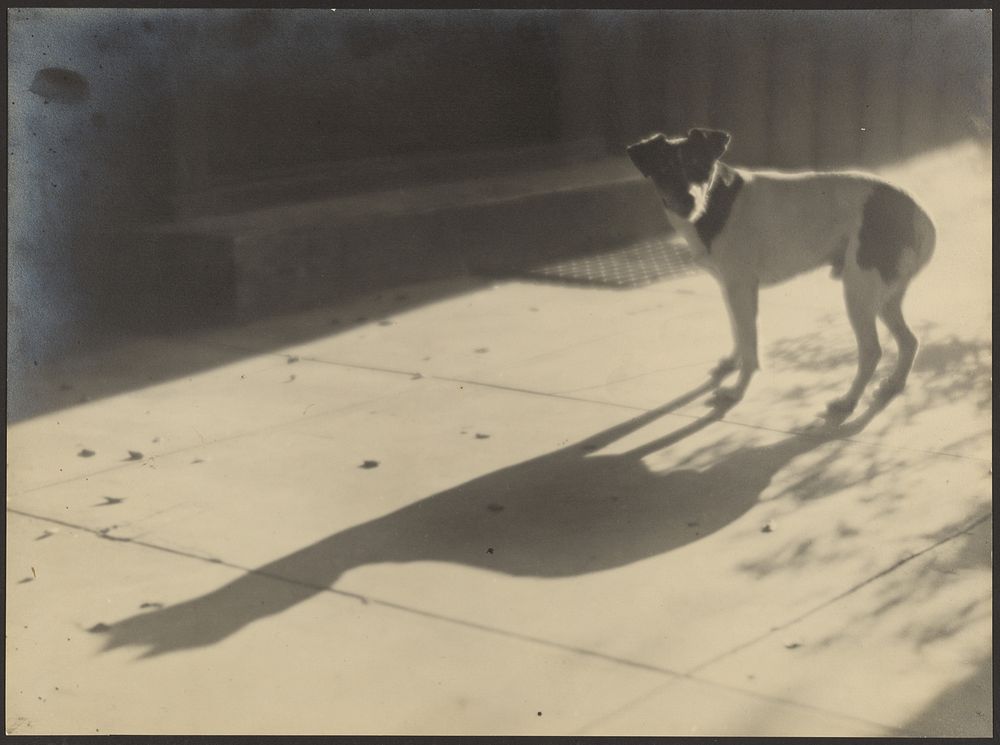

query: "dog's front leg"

left=711, top=278, right=759, bottom=405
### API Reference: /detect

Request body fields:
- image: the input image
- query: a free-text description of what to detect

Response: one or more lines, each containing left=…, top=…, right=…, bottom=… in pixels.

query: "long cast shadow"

left=93, top=379, right=888, bottom=658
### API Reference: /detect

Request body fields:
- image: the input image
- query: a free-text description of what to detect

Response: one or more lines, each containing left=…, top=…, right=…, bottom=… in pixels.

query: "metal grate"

left=520, top=236, right=698, bottom=289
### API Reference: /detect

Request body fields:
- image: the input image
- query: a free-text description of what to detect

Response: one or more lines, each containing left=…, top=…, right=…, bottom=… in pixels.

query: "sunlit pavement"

left=6, top=141, right=991, bottom=735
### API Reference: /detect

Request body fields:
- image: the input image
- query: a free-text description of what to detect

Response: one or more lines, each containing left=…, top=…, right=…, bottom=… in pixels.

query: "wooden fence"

left=573, top=9, right=990, bottom=169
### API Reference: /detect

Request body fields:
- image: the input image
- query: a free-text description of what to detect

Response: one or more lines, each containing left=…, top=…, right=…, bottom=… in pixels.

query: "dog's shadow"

left=93, top=380, right=888, bottom=658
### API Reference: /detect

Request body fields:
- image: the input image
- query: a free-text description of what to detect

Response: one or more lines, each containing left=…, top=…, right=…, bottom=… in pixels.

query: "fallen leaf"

left=139, top=602, right=164, bottom=610
left=475, top=433, right=491, bottom=440
left=359, top=460, right=380, bottom=469
left=97, top=527, right=130, bottom=542
left=124, top=451, right=143, bottom=461
left=784, top=642, right=802, bottom=650
left=762, top=521, right=776, bottom=533
left=96, top=496, right=125, bottom=507
left=474, top=347, right=489, bottom=354
left=78, top=449, right=95, bottom=458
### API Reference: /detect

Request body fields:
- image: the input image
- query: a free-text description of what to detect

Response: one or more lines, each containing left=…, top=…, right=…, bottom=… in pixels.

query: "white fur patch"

left=687, top=180, right=710, bottom=222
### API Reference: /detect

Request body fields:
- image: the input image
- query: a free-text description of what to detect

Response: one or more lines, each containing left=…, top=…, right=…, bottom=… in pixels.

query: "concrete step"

left=99, top=153, right=672, bottom=330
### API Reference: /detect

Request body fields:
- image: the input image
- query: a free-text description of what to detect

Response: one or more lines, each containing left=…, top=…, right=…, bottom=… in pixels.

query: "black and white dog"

left=627, top=128, right=936, bottom=415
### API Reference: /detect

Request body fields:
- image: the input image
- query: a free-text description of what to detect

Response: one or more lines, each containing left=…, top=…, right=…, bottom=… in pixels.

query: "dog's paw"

left=874, top=376, right=906, bottom=402
left=709, top=356, right=738, bottom=379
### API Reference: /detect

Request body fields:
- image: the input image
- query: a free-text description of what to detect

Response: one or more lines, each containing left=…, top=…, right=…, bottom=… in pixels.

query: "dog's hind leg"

left=874, top=286, right=918, bottom=401
left=873, top=207, right=934, bottom=402
left=827, top=267, right=883, bottom=415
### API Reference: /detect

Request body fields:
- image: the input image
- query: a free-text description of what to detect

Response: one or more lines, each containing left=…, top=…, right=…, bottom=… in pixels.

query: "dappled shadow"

left=735, top=324, right=991, bottom=730
left=741, top=331, right=991, bottom=579
left=768, top=326, right=993, bottom=417
left=91, top=379, right=887, bottom=658
left=902, top=654, right=993, bottom=737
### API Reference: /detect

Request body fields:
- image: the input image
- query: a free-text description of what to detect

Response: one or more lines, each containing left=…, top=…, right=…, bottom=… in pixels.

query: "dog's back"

left=712, top=168, right=934, bottom=289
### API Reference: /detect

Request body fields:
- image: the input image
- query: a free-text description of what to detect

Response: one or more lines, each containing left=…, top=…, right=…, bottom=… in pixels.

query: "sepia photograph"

left=6, top=6, right=992, bottom=736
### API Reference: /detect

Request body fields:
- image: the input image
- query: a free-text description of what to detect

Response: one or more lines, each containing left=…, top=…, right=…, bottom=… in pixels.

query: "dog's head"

left=626, top=128, right=731, bottom=216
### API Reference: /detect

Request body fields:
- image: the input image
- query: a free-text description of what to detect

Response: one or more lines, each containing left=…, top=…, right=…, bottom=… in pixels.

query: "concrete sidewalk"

left=6, top=140, right=991, bottom=735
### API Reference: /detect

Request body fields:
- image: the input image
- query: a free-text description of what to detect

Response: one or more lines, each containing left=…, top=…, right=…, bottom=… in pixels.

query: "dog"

left=627, top=128, right=935, bottom=415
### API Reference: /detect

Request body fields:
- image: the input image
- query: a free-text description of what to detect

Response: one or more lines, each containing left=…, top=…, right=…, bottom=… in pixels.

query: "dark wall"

left=167, top=10, right=563, bottom=196
left=584, top=9, right=991, bottom=169
left=161, top=9, right=990, bottom=208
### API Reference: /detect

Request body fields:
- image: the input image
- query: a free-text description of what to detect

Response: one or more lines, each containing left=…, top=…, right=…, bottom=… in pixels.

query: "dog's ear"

left=687, top=128, right=731, bottom=160
left=626, top=133, right=670, bottom=177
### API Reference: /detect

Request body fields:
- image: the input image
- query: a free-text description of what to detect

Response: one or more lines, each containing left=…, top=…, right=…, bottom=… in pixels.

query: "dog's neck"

left=663, top=162, right=744, bottom=252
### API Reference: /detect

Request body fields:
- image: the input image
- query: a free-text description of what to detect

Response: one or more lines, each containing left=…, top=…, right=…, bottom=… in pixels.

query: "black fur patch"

left=694, top=164, right=744, bottom=251
left=857, top=183, right=916, bottom=283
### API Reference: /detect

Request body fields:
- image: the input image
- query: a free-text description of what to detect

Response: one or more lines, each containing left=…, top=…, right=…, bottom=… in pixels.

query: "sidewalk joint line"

left=6, top=385, right=419, bottom=499
left=7, top=506, right=686, bottom=679
left=264, top=355, right=989, bottom=465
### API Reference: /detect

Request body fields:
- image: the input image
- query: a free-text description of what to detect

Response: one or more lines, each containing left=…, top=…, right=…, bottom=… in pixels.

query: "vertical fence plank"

left=556, top=11, right=610, bottom=146
left=604, top=13, right=646, bottom=147
left=656, top=12, right=693, bottom=137
left=926, top=9, right=990, bottom=147
left=637, top=13, right=674, bottom=136
left=814, top=15, right=863, bottom=169
left=712, top=12, right=770, bottom=167
left=766, top=16, right=818, bottom=168
left=898, top=11, right=946, bottom=161
left=859, top=10, right=907, bottom=167
left=687, top=12, right=716, bottom=131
